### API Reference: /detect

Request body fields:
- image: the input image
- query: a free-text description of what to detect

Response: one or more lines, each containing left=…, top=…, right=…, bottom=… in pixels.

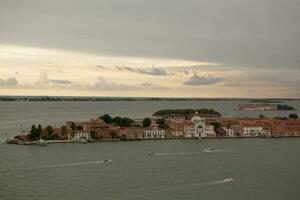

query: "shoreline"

left=6, top=136, right=300, bottom=145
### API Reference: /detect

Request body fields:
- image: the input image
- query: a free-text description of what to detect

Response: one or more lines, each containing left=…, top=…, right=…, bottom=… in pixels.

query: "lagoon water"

left=1, top=100, right=300, bottom=200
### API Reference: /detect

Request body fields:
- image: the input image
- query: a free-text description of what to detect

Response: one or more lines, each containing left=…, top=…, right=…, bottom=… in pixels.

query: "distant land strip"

left=0, top=96, right=299, bottom=102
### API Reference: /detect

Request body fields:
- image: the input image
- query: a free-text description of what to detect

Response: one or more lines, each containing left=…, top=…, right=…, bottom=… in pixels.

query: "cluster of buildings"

left=12, top=113, right=300, bottom=143
left=219, top=118, right=300, bottom=137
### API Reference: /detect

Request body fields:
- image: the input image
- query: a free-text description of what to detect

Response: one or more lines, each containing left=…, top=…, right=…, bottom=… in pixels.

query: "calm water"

left=0, top=139, right=300, bottom=200
left=0, top=100, right=300, bottom=200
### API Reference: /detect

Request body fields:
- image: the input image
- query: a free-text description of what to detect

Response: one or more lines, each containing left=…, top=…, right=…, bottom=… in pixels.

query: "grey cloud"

left=96, top=65, right=106, bottom=69
left=1, top=0, right=299, bottom=70
left=0, top=77, right=18, bottom=86
left=136, top=67, right=167, bottom=76
left=49, top=79, right=72, bottom=84
left=117, top=66, right=168, bottom=76
left=123, top=66, right=135, bottom=72
left=184, top=74, right=224, bottom=86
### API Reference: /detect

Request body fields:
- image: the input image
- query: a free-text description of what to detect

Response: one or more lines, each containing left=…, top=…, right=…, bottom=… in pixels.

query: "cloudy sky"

left=0, top=0, right=299, bottom=97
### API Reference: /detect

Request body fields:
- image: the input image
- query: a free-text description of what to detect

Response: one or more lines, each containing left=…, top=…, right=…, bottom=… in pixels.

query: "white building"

left=170, top=130, right=184, bottom=137
left=143, top=127, right=165, bottom=139
left=241, top=126, right=264, bottom=137
left=203, top=125, right=216, bottom=137
left=68, top=131, right=91, bottom=140
left=183, top=113, right=207, bottom=138
left=224, top=127, right=235, bottom=137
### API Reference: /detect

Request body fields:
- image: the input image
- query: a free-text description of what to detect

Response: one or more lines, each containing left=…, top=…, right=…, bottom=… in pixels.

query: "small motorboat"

left=36, top=139, right=47, bottom=146
left=203, top=147, right=220, bottom=153
left=223, top=177, right=234, bottom=183
left=148, top=152, right=155, bottom=156
left=103, top=159, right=112, bottom=163
left=77, top=138, right=88, bottom=144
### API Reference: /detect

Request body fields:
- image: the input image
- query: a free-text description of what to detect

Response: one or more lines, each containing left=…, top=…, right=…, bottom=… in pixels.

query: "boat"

left=36, top=139, right=47, bottom=146
left=148, top=152, right=154, bottom=156
left=223, top=177, right=234, bottom=183
left=77, top=138, right=88, bottom=144
left=203, top=147, right=220, bottom=153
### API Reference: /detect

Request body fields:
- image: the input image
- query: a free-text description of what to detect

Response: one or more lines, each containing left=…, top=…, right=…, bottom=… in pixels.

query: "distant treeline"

left=0, top=96, right=299, bottom=102
left=277, top=104, right=296, bottom=110
left=153, top=109, right=221, bottom=117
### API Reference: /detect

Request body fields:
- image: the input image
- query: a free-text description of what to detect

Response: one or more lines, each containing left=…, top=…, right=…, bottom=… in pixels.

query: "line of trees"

left=28, top=124, right=59, bottom=141
left=99, top=114, right=135, bottom=127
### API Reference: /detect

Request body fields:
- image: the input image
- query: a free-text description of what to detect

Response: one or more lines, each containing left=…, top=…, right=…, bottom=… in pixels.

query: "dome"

left=191, top=116, right=202, bottom=123
left=191, top=111, right=203, bottom=123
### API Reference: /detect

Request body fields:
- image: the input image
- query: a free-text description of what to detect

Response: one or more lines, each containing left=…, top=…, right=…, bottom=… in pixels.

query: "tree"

left=29, top=125, right=38, bottom=140
left=259, top=114, right=266, bottom=119
left=112, top=116, right=122, bottom=126
left=143, top=118, right=151, bottom=127
left=90, top=130, right=98, bottom=139
left=37, top=124, right=42, bottom=138
left=289, top=113, right=298, bottom=119
left=158, top=123, right=169, bottom=129
left=100, top=114, right=112, bottom=124
left=45, top=126, right=54, bottom=140
left=70, top=122, right=77, bottom=130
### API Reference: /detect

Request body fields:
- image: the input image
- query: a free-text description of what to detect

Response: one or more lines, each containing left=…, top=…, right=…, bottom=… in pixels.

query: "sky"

left=0, top=0, right=299, bottom=98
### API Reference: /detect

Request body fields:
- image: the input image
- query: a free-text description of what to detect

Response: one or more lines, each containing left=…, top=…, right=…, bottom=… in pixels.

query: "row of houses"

left=35, top=114, right=300, bottom=142
left=219, top=118, right=300, bottom=137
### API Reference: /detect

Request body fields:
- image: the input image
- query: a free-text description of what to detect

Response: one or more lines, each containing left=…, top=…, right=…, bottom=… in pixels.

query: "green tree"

left=212, top=122, right=221, bottom=132
left=112, top=116, right=122, bottom=126
left=289, top=113, right=298, bottom=119
left=30, top=125, right=38, bottom=140
left=37, top=124, right=42, bottom=139
left=46, top=126, right=54, bottom=140
left=90, top=130, right=98, bottom=139
left=158, top=123, right=169, bottom=129
left=259, top=114, right=266, bottom=119
left=143, top=118, right=151, bottom=127
left=70, top=122, right=77, bottom=130
left=100, top=114, right=112, bottom=124
left=121, top=117, right=134, bottom=127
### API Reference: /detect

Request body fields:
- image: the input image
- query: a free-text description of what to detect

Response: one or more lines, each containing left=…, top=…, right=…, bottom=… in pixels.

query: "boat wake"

left=210, top=177, right=235, bottom=185
left=148, top=148, right=231, bottom=156
left=41, top=160, right=112, bottom=168
left=148, top=152, right=203, bottom=156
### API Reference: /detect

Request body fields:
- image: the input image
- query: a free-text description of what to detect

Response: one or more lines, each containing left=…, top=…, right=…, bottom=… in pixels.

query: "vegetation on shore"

left=99, top=114, right=135, bottom=127
left=153, top=108, right=221, bottom=117
left=277, top=104, right=295, bottom=110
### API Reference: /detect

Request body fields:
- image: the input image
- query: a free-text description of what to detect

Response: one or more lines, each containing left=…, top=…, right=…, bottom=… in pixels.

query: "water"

left=0, top=139, right=299, bottom=200
left=1, top=100, right=300, bottom=139
left=0, top=100, right=300, bottom=199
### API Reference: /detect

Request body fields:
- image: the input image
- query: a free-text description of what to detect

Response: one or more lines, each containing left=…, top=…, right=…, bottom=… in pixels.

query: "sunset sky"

left=0, top=0, right=299, bottom=97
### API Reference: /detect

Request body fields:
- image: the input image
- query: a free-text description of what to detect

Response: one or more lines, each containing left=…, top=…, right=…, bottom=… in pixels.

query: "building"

left=118, top=127, right=143, bottom=140
left=143, top=126, right=165, bottom=139
left=240, top=126, right=264, bottom=137
left=223, top=127, right=235, bottom=137
left=68, top=131, right=91, bottom=140
left=203, top=125, right=216, bottom=137
left=184, top=113, right=206, bottom=138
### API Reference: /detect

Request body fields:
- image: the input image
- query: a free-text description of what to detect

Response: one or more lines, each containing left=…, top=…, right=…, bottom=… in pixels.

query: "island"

left=235, top=104, right=295, bottom=111
left=6, top=109, right=300, bottom=146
